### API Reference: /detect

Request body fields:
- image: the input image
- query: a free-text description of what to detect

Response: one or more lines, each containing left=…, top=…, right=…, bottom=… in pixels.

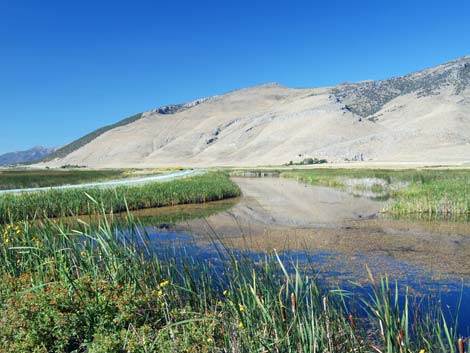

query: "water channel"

left=113, top=176, right=470, bottom=333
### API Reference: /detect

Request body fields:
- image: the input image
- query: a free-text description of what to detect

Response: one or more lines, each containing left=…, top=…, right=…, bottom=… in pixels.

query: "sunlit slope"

left=44, top=56, right=470, bottom=167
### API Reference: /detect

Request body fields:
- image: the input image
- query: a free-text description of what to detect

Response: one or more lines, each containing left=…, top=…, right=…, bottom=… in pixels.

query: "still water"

left=124, top=177, right=470, bottom=333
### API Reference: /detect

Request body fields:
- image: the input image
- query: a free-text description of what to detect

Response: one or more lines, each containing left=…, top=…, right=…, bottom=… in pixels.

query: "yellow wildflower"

left=157, top=290, right=163, bottom=298
left=223, top=290, right=228, bottom=296
left=206, top=338, right=213, bottom=343
left=239, top=305, right=245, bottom=312
left=419, top=350, right=425, bottom=353
left=238, top=322, right=244, bottom=329
left=159, top=280, right=170, bottom=287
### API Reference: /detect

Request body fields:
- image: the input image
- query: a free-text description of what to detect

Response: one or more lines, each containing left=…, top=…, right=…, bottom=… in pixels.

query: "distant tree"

left=302, top=158, right=314, bottom=165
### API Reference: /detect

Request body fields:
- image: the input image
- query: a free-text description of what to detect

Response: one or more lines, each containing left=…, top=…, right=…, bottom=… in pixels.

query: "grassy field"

left=0, top=172, right=241, bottom=223
left=0, top=169, right=133, bottom=190
left=0, top=211, right=461, bottom=353
left=278, top=168, right=470, bottom=216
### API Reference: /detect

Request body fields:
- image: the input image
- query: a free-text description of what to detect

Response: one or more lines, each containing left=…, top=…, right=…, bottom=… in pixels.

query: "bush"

left=0, top=275, right=162, bottom=352
left=286, top=158, right=328, bottom=166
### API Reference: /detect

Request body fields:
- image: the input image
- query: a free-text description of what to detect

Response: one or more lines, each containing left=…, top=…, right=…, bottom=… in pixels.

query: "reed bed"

left=0, top=208, right=465, bottom=352
left=0, top=172, right=241, bottom=223
left=387, top=177, right=470, bottom=216
left=280, top=169, right=470, bottom=216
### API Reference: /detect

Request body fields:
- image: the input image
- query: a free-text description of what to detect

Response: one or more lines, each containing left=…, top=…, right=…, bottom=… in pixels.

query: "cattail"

left=458, top=338, right=465, bottom=353
left=349, top=313, right=356, bottom=330
left=397, top=328, right=405, bottom=347
left=291, top=292, right=297, bottom=312
left=281, top=306, right=286, bottom=322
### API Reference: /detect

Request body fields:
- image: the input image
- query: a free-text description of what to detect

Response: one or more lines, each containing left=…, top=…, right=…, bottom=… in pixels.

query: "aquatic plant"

left=280, top=168, right=470, bottom=217
left=0, top=172, right=241, bottom=223
left=0, top=209, right=464, bottom=352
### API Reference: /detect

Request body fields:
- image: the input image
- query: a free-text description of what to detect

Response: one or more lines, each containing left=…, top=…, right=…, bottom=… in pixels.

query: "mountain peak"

left=332, top=55, right=470, bottom=117
left=40, top=56, right=470, bottom=167
left=0, top=146, right=58, bottom=166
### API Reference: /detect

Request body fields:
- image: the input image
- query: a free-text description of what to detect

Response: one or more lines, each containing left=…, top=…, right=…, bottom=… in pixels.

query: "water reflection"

left=162, top=178, right=470, bottom=280
left=106, top=176, right=470, bottom=330
left=143, top=226, right=470, bottom=333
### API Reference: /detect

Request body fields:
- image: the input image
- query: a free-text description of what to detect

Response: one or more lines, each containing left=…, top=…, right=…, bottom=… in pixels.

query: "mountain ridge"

left=0, top=146, right=58, bottom=166
left=41, top=56, right=470, bottom=167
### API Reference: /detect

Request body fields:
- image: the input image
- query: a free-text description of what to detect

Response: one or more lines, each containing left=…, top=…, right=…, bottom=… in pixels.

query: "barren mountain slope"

left=44, top=57, right=470, bottom=167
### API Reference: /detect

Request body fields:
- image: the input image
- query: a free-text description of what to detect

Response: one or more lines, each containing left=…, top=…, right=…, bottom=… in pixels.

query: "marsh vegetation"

left=0, top=172, right=240, bottom=223
left=0, top=169, right=131, bottom=190
left=1, top=168, right=469, bottom=352
left=0, top=211, right=463, bottom=353
left=278, top=168, right=470, bottom=216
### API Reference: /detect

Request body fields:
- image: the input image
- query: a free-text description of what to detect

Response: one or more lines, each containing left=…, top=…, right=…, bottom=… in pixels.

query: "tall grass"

left=0, top=208, right=464, bottom=352
left=280, top=169, right=470, bottom=216
left=0, top=172, right=241, bottom=223
left=388, top=177, right=470, bottom=216
left=0, top=169, right=129, bottom=190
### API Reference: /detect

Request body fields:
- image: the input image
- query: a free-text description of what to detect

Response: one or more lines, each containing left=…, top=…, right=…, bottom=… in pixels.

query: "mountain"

left=0, top=146, right=58, bottom=166
left=42, top=56, right=470, bottom=167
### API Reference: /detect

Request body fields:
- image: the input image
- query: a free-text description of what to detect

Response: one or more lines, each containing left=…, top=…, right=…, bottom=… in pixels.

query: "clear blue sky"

left=1, top=0, right=469, bottom=154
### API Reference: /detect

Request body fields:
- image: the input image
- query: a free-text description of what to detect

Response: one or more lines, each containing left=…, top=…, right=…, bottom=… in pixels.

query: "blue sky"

left=0, top=0, right=469, bottom=154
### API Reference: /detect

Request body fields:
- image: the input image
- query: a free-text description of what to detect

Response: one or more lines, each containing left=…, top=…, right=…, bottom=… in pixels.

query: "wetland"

left=2, top=169, right=470, bottom=352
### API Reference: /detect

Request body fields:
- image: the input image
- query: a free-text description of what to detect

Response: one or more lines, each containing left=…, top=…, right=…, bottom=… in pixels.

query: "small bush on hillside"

left=286, top=158, right=328, bottom=166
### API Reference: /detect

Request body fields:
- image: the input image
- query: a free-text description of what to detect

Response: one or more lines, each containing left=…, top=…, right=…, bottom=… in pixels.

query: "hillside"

left=42, top=56, right=470, bottom=167
left=0, top=146, right=58, bottom=166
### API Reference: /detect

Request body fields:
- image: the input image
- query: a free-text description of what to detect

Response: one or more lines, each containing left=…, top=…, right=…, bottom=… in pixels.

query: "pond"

left=125, top=177, right=470, bottom=333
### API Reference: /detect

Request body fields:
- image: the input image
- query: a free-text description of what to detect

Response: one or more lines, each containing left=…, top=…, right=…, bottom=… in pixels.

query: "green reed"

left=0, top=208, right=463, bottom=352
left=280, top=168, right=470, bottom=216
left=0, top=172, right=241, bottom=223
